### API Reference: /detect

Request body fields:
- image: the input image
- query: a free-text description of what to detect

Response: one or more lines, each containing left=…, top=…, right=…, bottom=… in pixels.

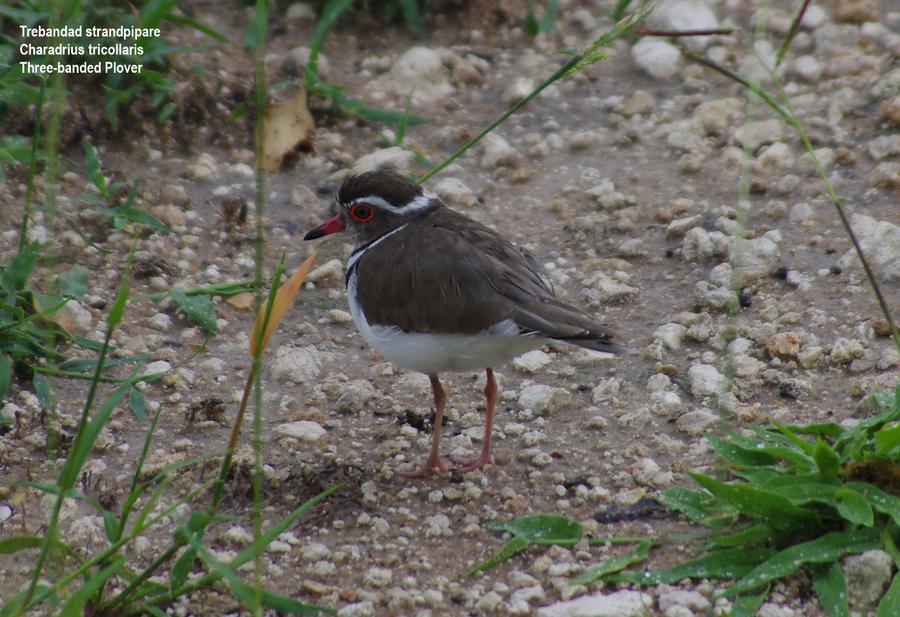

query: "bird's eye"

left=350, top=203, right=375, bottom=222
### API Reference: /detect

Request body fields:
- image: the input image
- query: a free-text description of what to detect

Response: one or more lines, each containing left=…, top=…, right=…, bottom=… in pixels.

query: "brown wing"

left=356, top=208, right=628, bottom=353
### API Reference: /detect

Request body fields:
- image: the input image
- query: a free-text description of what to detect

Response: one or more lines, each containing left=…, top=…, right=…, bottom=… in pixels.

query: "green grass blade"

left=0, top=535, right=43, bottom=554
left=727, top=528, right=881, bottom=597
left=306, top=0, right=355, bottom=86
left=55, top=265, right=88, bottom=299
left=165, top=14, right=231, bottom=44
left=187, top=533, right=332, bottom=614
left=612, top=547, right=775, bottom=586
left=847, top=482, right=900, bottom=528
left=813, top=438, right=842, bottom=477
left=689, top=472, right=820, bottom=530
left=835, top=485, right=874, bottom=526
left=730, top=586, right=769, bottom=617
left=170, top=287, right=219, bottom=334
left=572, top=540, right=651, bottom=585
left=708, top=523, right=775, bottom=548
left=707, top=433, right=780, bottom=467
left=1, top=241, right=40, bottom=297
left=877, top=571, right=900, bottom=617
left=117, top=208, right=172, bottom=234
left=539, top=0, right=559, bottom=33
left=58, top=556, right=125, bottom=617
left=128, top=386, right=148, bottom=422
left=662, top=486, right=735, bottom=527
left=58, top=376, right=133, bottom=489
left=484, top=514, right=583, bottom=544
left=396, top=0, right=422, bottom=31
left=812, top=561, right=849, bottom=617
left=0, top=352, right=10, bottom=401
left=463, top=536, right=528, bottom=578
left=80, top=137, right=108, bottom=194
left=611, top=0, right=634, bottom=21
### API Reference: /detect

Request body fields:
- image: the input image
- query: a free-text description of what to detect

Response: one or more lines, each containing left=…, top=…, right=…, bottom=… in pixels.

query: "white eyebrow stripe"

left=348, top=191, right=438, bottom=214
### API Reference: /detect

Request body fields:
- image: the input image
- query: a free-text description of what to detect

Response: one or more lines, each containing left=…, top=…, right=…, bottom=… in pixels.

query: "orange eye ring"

left=350, top=203, right=375, bottom=222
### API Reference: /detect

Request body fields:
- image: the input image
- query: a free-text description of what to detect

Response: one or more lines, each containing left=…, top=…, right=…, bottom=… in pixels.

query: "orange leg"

left=398, top=374, right=450, bottom=478
left=452, top=367, right=497, bottom=473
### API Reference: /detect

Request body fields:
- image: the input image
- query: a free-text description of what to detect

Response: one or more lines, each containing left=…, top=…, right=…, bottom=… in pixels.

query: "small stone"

left=352, top=147, right=417, bottom=175
left=481, top=133, right=520, bottom=169
left=223, top=526, right=253, bottom=545
left=757, top=604, right=795, bottom=617
left=682, top=227, right=730, bottom=261
left=275, top=420, right=326, bottom=442
left=150, top=204, right=187, bottom=228
left=842, top=550, right=893, bottom=608
left=503, top=78, right=534, bottom=104
left=649, top=0, right=720, bottom=49
left=658, top=587, right=711, bottom=612
left=148, top=312, right=172, bottom=332
left=695, top=98, right=744, bottom=137
left=272, top=345, right=322, bottom=384
left=654, top=323, right=687, bottom=351
left=302, top=543, right=331, bottom=561
left=798, top=346, right=826, bottom=368
left=732, top=119, right=785, bottom=152
left=326, top=309, right=353, bottom=324
left=592, top=377, right=621, bottom=403
left=334, top=381, right=377, bottom=414
left=285, top=47, right=331, bottom=81
left=514, top=350, right=552, bottom=374
left=731, top=235, right=780, bottom=280
left=631, top=39, right=682, bottom=79
left=307, top=259, right=343, bottom=283
left=384, top=46, right=454, bottom=104
left=882, top=96, right=900, bottom=126
left=621, top=90, right=655, bottom=116
left=873, top=320, right=893, bottom=338
left=688, top=364, right=728, bottom=397
left=143, top=360, right=172, bottom=377
left=518, top=384, right=572, bottom=415
left=537, top=590, right=654, bottom=617
left=676, top=408, right=720, bottom=435
left=871, top=162, right=900, bottom=189
left=56, top=300, right=93, bottom=334
left=666, top=215, right=702, bottom=239
left=789, top=202, right=815, bottom=222
left=286, top=3, right=315, bottom=20
left=789, top=55, right=824, bottom=81
left=765, top=332, right=801, bottom=359
left=362, top=567, right=393, bottom=588
left=733, top=354, right=766, bottom=377
left=433, top=177, right=476, bottom=208
left=830, top=338, right=864, bottom=365
left=868, top=135, right=900, bottom=161
left=834, top=0, right=878, bottom=23
left=876, top=347, right=899, bottom=371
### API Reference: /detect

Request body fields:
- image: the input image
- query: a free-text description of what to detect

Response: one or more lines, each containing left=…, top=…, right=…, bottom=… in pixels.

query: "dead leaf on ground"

left=260, top=87, right=315, bottom=171
left=249, top=250, right=318, bottom=357
left=226, top=292, right=255, bottom=310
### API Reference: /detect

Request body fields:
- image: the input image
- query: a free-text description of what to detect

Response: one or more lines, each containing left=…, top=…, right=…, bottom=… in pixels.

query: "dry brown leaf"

left=226, top=292, right=255, bottom=310
left=249, top=250, right=318, bottom=357
left=261, top=87, right=315, bottom=171
left=34, top=297, right=78, bottom=336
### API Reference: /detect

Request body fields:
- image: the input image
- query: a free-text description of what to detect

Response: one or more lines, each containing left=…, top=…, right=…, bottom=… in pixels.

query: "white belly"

left=347, top=270, right=543, bottom=374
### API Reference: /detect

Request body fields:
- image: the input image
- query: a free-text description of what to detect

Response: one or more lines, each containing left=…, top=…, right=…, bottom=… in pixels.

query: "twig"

left=776, top=0, right=813, bottom=67
left=634, top=27, right=734, bottom=37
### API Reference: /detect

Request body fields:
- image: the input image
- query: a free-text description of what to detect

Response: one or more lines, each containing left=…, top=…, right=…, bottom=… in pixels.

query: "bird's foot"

left=397, top=453, right=450, bottom=478
left=451, top=452, right=494, bottom=474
